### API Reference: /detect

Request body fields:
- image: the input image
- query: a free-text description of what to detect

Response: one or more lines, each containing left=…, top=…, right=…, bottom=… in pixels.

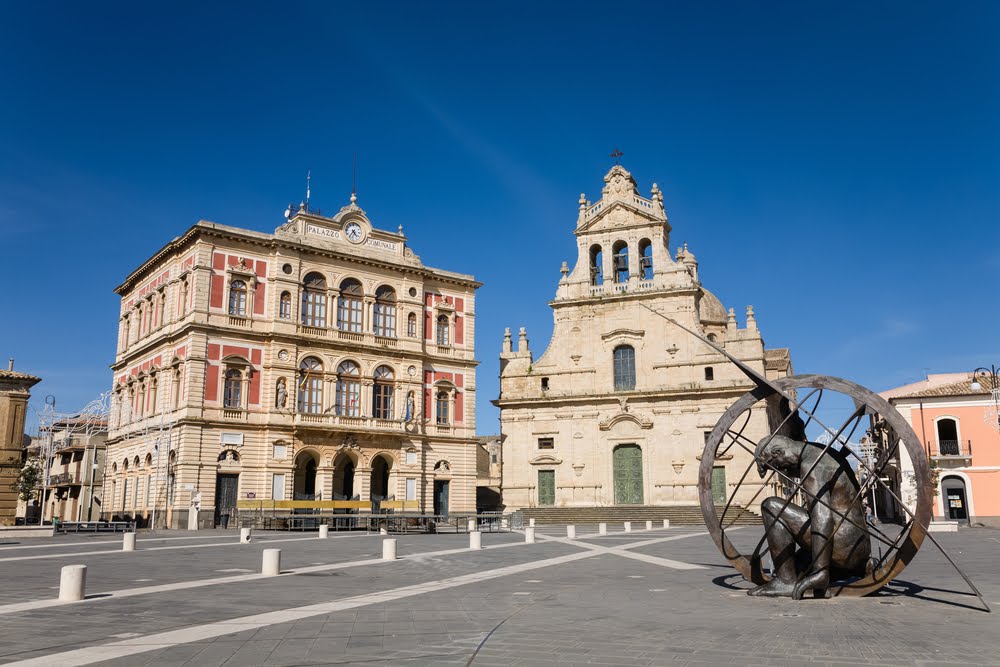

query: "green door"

left=711, top=466, right=727, bottom=504
left=613, top=445, right=643, bottom=504
left=537, top=470, right=555, bottom=506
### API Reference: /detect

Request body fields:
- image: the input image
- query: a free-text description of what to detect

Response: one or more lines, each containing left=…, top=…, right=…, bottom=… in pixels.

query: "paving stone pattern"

left=0, top=526, right=997, bottom=665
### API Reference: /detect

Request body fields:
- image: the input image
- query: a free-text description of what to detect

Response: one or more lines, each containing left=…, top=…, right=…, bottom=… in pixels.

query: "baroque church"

left=496, top=165, right=792, bottom=510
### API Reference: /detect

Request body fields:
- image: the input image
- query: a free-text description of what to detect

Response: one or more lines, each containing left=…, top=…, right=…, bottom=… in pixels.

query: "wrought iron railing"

left=933, top=439, right=972, bottom=457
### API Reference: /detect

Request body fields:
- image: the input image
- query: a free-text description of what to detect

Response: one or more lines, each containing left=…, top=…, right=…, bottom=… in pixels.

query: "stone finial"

left=350, top=192, right=357, bottom=204
left=560, top=261, right=569, bottom=277
left=675, top=246, right=684, bottom=260
left=579, top=193, right=587, bottom=211
left=746, top=305, right=757, bottom=331
left=502, top=328, right=512, bottom=354
left=727, top=307, right=737, bottom=330
left=518, top=327, right=529, bottom=353
left=397, top=224, right=403, bottom=235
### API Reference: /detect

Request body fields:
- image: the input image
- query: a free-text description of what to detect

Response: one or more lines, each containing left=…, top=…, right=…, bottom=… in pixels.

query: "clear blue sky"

left=2, top=2, right=998, bottom=433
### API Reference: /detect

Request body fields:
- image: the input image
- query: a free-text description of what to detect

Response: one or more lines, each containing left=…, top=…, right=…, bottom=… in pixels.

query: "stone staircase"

left=517, top=504, right=760, bottom=526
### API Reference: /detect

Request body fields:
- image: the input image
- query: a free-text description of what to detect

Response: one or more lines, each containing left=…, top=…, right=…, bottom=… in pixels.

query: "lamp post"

left=970, top=365, right=1000, bottom=432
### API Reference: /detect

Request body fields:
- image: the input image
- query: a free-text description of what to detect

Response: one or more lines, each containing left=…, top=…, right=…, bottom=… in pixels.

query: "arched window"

left=335, top=360, right=361, bottom=416
left=223, top=369, right=242, bottom=408
left=300, top=272, right=327, bottom=327
left=936, top=418, right=959, bottom=456
left=178, top=277, right=189, bottom=317
left=157, top=290, right=166, bottom=326
left=297, top=357, right=324, bottom=414
left=638, top=239, right=653, bottom=280
left=372, top=365, right=394, bottom=419
left=436, top=390, right=450, bottom=425
left=337, top=279, right=363, bottom=333
left=589, top=244, right=604, bottom=286
left=121, top=317, right=130, bottom=349
left=436, top=314, right=450, bottom=346
left=171, top=366, right=183, bottom=409
left=279, top=291, right=291, bottom=320
left=612, top=241, right=629, bottom=283
left=407, top=312, right=417, bottom=337
left=228, top=280, right=247, bottom=316
left=613, top=345, right=636, bottom=391
left=148, top=375, right=159, bottom=414
left=136, top=382, right=146, bottom=418
left=373, top=286, right=397, bottom=337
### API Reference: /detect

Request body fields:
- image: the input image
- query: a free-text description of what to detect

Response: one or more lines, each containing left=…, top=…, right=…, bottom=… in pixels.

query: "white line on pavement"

left=8, top=531, right=709, bottom=667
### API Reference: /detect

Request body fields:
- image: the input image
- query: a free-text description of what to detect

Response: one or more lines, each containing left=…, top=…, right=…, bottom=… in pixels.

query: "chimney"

left=7, top=357, right=12, bottom=371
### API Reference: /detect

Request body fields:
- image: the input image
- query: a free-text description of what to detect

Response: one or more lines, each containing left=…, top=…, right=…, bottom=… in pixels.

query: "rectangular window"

left=271, top=474, right=286, bottom=501
left=273, top=443, right=287, bottom=460
left=146, top=474, right=152, bottom=506
left=704, top=431, right=712, bottom=445
left=704, top=367, right=714, bottom=381
left=613, top=346, right=636, bottom=391
left=337, top=296, right=363, bottom=332
left=121, top=479, right=128, bottom=510
left=405, top=450, right=417, bottom=465
left=405, top=478, right=416, bottom=501
left=538, top=437, right=554, bottom=450
left=302, top=290, right=327, bottom=327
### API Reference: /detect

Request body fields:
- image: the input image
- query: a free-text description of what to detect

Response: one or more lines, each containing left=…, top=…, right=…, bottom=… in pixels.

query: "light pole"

left=970, top=365, right=1000, bottom=432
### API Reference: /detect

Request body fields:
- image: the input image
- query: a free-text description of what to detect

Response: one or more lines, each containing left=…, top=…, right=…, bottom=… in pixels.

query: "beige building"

left=0, top=362, right=41, bottom=525
left=39, top=417, right=108, bottom=523
left=107, top=193, right=480, bottom=528
left=496, top=165, right=791, bottom=510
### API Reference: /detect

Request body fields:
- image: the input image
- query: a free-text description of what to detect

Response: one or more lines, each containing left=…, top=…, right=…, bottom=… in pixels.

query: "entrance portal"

left=332, top=453, right=356, bottom=499
left=370, top=455, right=391, bottom=500
left=942, top=475, right=969, bottom=522
left=537, top=470, right=555, bottom=506
left=293, top=451, right=318, bottom=500
left=613, top=444, right=643, bottom=505
left=214, top=473, right=239, bottom=528
left=433, top=480, right=449, bottom=516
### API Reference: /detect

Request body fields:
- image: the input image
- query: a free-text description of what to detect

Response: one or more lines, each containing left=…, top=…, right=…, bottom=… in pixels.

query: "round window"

left=282, top=263, right=293, bottom=275
left=408, top=287, right=417, bottom=297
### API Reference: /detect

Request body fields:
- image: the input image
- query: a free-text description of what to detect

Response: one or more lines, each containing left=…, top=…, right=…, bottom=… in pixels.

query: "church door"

left=613, top=445, right=643, bottom=505
left=711, top=466, right=727, bottom=504
left=537, top=470, right=555, bottom=506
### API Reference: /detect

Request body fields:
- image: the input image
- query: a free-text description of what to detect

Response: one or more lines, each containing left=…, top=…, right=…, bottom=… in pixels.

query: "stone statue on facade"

left=275, top=378, right=287, bottom=408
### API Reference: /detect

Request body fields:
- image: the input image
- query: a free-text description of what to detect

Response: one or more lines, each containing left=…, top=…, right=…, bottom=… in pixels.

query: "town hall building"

left=106, top=192, right=480, bottom=529
left=496, top=165, right=792, bottom=511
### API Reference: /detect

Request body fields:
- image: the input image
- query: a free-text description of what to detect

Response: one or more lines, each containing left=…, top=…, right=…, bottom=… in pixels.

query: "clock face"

left=345, top=222, right=363, bottom=243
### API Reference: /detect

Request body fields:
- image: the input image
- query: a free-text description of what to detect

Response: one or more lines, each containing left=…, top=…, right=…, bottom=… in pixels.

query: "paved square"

left=0, top=525, right=997, bottom=665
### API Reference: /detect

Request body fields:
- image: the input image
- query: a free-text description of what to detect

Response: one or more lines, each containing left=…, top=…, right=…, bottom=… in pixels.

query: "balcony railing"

left=49, top=472, right=80, bottom=486
left=932, top=440, right=972, bottom=457
left=228, top=315, right=250, bottom=328
left=223, top=408, right=245, bottom=420
left=293, top=414, right=405, bottom=431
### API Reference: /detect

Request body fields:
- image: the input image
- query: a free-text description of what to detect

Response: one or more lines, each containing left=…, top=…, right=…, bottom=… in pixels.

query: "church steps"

left=516, top=505, right=760, bottom=526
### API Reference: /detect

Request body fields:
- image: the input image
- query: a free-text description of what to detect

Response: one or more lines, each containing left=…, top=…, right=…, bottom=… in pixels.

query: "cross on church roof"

left=610, top=148, right=623, bottom=165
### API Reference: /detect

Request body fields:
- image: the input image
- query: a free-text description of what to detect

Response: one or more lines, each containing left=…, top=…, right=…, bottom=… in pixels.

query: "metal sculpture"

left=639, top=304, right=989, bottom=609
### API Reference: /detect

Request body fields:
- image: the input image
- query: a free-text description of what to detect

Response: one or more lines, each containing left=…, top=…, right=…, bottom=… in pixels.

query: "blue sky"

left=2, top=2, right=998, bottom=433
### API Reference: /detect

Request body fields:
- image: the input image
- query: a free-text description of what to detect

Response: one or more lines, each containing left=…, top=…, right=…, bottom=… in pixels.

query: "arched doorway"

left=941, top=475, right=970, bottom=523
left=332, top=452, right=356, bottom=500
left=294, top=451, right=318, bottom=500
left=613, top=444, right=643, bottom=505
left=370, top=455, right=391, bottom=501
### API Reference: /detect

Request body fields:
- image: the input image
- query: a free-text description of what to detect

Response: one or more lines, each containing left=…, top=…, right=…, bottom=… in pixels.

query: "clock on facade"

left=344, top=222, right=363, bottom=243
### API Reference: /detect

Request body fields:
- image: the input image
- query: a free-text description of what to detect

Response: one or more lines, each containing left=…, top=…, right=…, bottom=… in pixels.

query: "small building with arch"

left=106, top=187, right=481, bottom=528
left=882, top=373, right=1000, bottom=527
left=496, top=165, right=792, bottom=511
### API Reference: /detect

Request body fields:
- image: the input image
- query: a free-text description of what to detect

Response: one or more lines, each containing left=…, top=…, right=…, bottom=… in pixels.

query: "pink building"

left=882, top=373, right=1000, bottom=527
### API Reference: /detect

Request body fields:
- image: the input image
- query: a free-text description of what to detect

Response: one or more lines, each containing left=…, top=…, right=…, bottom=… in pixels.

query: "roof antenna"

left=351, top=152, right=358, bottom=204
left=305, top=170, right=311, bottom=211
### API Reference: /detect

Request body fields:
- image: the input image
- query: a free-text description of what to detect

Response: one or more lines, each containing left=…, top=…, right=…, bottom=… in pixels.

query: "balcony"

left=227, top=315, right=251, bottom=328
left=293, top=413, right=405, bottom=432
left=49, top=472, right=81, bottom=486
left=930, top=440, right=973, bottom=466
left=223, top=408, right=245, bottom=420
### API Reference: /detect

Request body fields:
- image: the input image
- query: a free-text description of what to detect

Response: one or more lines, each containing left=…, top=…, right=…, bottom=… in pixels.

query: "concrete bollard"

left=262, top=549, right=281, bottom=576
left=646, top=520, right=653, bottom=531
left=59, top=564, right=87, bottom=601
left=470, top=531, right=482, bottom=550
left=318, top=524, right=329, bottom=539
left=525, top=527, right=535, bottom=543
left=624, top=521, right=632, bottom=533
left=566, top=525, right=576, bottom=540
left=663, top=519, right=670, bottom=529
left=122, top=533, right=136, bottom=551
left=529, top=518, right=536, bottom=527
left=599, top=522, right=607, bottom=535
left=383, top=539, right=397, bottom=560
left=240, top=528, right=252, bottom=544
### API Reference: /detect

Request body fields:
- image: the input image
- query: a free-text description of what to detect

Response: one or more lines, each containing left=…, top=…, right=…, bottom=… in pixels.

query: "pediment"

left=601, top=328, right=644, bottom=342
left=528, top=454, right=563, bottom=465
left=598, top=411, right=653, bottom=431
left=576, top=201, right=664, bottom=235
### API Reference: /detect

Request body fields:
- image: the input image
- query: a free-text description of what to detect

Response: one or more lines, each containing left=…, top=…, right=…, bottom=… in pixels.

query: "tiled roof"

left=889, top=376, right=997, bottom=399
left=0, top=369, right=41, bottom=383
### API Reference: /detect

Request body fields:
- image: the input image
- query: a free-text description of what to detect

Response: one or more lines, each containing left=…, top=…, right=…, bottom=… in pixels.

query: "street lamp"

left=970, top=365, right=1000, bottom=432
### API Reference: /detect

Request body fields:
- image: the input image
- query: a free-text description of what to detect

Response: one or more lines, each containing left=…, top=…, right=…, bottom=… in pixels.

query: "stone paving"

left=0, top=524, right=997, bottom=666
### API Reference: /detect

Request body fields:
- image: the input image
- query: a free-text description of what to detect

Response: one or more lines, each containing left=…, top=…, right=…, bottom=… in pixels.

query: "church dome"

left=698, top=287, right=728, bottom=325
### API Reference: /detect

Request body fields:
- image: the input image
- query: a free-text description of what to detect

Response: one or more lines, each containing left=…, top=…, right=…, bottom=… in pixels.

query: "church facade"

left=107, top=193, right=480, bottom=528
left=496, top=165, right=791, bottom=510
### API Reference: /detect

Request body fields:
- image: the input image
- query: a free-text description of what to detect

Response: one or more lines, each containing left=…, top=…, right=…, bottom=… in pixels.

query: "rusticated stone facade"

left=0, top=364, right=41, bottom=525
left=107, top=194, right=480, bottom=528
left=496, top=166, right=791, bottom=510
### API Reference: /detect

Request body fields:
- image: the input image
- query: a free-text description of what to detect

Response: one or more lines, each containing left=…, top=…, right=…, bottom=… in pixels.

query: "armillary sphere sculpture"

left=641, top=306, right=990, bottom=610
